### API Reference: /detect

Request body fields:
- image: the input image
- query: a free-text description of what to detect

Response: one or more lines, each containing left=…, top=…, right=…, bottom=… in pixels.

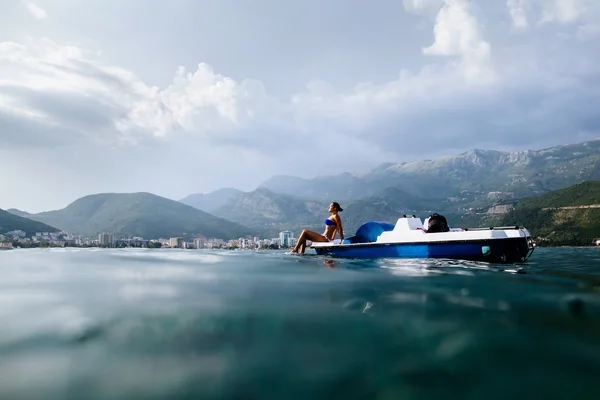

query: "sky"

left=1, top=0, right=600, bottom=212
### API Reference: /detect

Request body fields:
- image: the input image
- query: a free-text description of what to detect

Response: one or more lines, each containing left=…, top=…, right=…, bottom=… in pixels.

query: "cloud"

left=0, top=40, right=143, bottom=147
left=23, top=1, right=47, bottom=20
left=403, top=0, right=443, bottom=12
left=1, top=0, right=600, bottom=211
left=507, top=0, right=529, bottom=28
left=124, top=63, right=289, bottom=144
left=420, top=0, right=495, bottom=84
left=1, top=22, right=599, bottom=158
left=577, top=23, right=600, bottom=40
left=539, top=0, right=589, bottom=24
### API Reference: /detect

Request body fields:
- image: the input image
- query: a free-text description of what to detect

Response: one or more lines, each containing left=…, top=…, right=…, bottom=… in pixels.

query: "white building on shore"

left=169, top=237, right=182, bottom=248
left=98, top=233, right=115, bottom=247
left=279, top=231, right=294, bottom=247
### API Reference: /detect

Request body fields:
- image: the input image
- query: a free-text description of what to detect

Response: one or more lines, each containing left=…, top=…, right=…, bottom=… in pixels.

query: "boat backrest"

left=393, top=216, right=423, bottom=231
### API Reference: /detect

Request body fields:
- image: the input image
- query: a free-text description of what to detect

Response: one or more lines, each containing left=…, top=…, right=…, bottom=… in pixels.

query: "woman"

left=291, top=202, right=344, bottom=254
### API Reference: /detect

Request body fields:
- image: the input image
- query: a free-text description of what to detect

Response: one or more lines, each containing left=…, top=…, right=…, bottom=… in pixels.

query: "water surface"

left=1, top=247, right=600, bottom=399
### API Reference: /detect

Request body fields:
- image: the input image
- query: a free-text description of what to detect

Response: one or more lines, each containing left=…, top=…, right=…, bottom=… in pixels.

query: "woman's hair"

left=332, top=202, right=343, bottom=212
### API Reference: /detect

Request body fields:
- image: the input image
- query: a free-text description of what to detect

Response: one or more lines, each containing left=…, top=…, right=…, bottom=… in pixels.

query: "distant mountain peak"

left=257, top=138, right=600, bottom=201
left=255, top=187, right=276, bottom=195
left=356, top=162, right=396, bottom=176
left=1, top=208, right=59, bottom=236
left=5, top=208, right=32, bottom=217
left=179, top=187, right=243, bottom=213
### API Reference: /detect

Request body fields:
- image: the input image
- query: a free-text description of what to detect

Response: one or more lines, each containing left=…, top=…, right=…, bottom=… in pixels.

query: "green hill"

left=0, top=209, right=59, bottom=237
left=212, top=188, right=329, bottom=238
left=507, top=180, right=600, bottom=208
left=500, top=181, right=600, bottom=246
left=20, top=192, right=256, bottom=240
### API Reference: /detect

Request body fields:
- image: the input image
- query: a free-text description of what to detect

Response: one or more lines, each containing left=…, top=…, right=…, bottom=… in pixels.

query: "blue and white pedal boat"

left=311, top=216, right=535, bottom=263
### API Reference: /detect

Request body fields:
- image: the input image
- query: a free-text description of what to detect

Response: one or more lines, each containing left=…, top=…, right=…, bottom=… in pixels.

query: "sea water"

left=1, top=247, right=600, bottom=399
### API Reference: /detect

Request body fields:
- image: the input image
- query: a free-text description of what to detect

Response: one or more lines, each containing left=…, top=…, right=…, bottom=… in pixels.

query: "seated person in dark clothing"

left=426, top=213, right=450, bottom=233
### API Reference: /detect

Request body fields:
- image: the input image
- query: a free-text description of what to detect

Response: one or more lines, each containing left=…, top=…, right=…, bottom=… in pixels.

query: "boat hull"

left=312, top=237, right=533, bottom=263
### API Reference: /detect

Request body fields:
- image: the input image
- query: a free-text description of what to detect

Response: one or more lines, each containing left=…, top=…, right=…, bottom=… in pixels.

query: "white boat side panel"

left=376, top=229, right=514, bottom=243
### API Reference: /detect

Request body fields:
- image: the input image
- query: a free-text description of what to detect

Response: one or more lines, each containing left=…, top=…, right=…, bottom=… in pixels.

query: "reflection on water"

left=0, top=247, right=600, bottom=399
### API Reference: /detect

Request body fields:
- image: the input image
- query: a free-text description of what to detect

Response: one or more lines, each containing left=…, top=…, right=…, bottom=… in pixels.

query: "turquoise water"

left=1, top=247, right=600, bottom=399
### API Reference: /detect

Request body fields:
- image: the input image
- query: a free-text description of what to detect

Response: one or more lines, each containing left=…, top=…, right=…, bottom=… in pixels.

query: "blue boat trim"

left=313, top=238, right=533, bottom=263
left=318, top=237, right=526, bottom=247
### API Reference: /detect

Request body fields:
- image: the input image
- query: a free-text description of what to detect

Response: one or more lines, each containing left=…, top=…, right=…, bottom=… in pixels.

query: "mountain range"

left=182, top=140, right=600, bottom=236
left=259, top=139, right=600, bottom=204
left=3, top=139, right=600, bottom=242
left=8, top=192, right=254, bottom=240
left=202, top=186, right=457, bottom=238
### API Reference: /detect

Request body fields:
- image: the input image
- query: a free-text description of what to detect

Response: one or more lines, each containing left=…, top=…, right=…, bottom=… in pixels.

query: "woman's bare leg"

left=291, top=229, right=329, bottom=254
left=291, top=230, right=307, bottom=253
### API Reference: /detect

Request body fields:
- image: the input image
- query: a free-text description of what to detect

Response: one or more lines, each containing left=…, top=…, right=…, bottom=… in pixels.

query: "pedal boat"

left=310, top=216, right=535, bottom=263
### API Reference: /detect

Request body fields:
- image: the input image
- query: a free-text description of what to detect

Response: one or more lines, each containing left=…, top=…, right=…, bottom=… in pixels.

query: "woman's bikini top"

left=324, top=218, right=337, bottom=227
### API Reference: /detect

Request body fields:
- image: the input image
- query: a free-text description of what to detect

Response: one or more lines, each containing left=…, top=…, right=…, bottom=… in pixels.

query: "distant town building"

left=117, top=238, right=149, bottom=248
left=279, top=231, right=294, bottom=247
left=7, top=230, right=26, bottom=238
left=194, top=237, right=206, bottom=249
left=211, top=239, right=225, bottom=248
left=98, top=233, right=115, bottom=247
left=3, top=226, right=284, bottom=250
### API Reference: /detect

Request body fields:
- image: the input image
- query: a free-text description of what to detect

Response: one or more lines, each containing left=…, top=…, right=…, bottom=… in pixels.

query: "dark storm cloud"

left=0, top=84, right=128, bottom=146
left=356, top=69, right=600, bottom=160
